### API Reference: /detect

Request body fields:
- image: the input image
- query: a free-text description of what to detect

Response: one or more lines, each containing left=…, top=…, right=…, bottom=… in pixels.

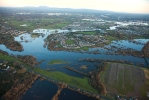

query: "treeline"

left=0, top=35, right=23, bottom=51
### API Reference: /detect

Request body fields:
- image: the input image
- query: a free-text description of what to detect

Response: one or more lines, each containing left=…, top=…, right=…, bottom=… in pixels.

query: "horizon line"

left=0, top=6, right=149, bottom=15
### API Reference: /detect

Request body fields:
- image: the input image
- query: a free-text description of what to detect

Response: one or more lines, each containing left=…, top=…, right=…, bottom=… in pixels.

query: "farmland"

left=100, top=63, right=149, bottom=99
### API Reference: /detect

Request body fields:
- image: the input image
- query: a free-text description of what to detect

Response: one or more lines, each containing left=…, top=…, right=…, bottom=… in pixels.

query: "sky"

left=0, top=0, right=149, bottom=14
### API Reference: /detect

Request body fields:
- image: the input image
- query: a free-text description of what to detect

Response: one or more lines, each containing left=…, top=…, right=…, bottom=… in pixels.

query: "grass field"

left=104, top=36, right=118, bottom=44
left=0, top=53, right=98, bottom=94
left=33, top=67, right=98, bottom=94
left=100, top=63, right=149, bottom=98
left=139, top=68, right=149, bottom=98
left=7, top=18, right=71, bottom=31
left=0, top=53, right=16, bottom=61
left=0, top=53, right=31, bottom=70
left=79, top=31, right=96, bottom=35
left=31, top=34, right=40, bottom=38
left=65, top=40, right=74, bottom=44
left=80, top=46, right=89, bottom=51
left=49, top=60, right=68, bottom=65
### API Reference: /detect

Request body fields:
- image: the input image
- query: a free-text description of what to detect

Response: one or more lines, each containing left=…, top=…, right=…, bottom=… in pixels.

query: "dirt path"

left=51, top=84, right=67, bottom=100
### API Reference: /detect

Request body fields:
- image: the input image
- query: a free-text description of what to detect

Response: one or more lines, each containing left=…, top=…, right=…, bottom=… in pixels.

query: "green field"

left=104, top=36, right=117, bottom=41
left=6, top=18, right=71, bottom=31
left=0, top=53, right=32, bottom=71
left=31, top=34, right=40, bottom=38
left=79, top=31, right=96, bottom=35
left=33, top=67, right=98, bottom=94
left=0, top=53, right=98, bottom=93
left=55, top=22, right=70, bottom=28
left=0, top=53, right=16, bottom=61
left=49, top=60, right=68, bottom=65
left=139, top=68, right=149, bottom=98
left=80, top=46, right=89, bottom=51
left=65, top=40, right=74, bottom=44
left=104, top=36, right=118, bottom=44
left=100, top=63, right=149, bottom=98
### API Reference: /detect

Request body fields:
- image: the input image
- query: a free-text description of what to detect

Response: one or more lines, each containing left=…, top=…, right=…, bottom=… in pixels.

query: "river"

left=0, top=32, right=149, bottom=100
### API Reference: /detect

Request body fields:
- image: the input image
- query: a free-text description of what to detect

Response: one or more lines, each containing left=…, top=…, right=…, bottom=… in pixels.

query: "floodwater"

left=20, top=79, right=57, bottom=100
left=0, top=32, right=149, bottom=100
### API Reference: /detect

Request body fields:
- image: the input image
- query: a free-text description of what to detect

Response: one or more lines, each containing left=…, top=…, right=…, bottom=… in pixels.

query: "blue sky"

left=0, top=0, right=149, bottom=14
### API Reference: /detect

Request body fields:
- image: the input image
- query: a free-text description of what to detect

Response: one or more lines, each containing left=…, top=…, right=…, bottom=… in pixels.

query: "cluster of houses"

left=62, top=21, right=101, bottom=31
left=0, top=61, right=16, bottom=73
left=0, top=62, right=10, bottom=71
left=0, top=28, right=26, bottom=36
left=47, top=32, right=105, bottom=50
left=117, top=25, right=149, bottom=35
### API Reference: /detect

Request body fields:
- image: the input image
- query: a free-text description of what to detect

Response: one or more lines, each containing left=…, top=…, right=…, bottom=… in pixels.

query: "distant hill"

left=0, top=6, right=149, bottom=16
left=0, top=6, right=115, bottom=14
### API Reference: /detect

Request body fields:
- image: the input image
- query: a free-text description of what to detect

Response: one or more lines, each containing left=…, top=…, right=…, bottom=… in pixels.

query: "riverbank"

left=0, top=51, right=100, bottom=99
left=0, top=35, right=23, bottom=51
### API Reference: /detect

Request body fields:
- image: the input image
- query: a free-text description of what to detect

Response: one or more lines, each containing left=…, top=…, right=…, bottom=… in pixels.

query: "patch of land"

left=33, top=67, right=98, bottom=94
left=79, top=31, right=96, bottom=35
left=100, top=63, right=149, bottom=99
left=139, top=68, right=149, bottom=99
left=65, top=39, right=74, bottom=44
left=80, top=65, right=88, bottom=69
left=0, top=35, right=23, bottom=51
left=30, top=33, right=40, bottom=38
left=0, top=52, right=39, bottom=99
left=49, top=60, right=68, bottom=65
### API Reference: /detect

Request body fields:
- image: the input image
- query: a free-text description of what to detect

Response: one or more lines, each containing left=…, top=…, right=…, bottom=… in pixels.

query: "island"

left=49, top=60, right=68, bottom=65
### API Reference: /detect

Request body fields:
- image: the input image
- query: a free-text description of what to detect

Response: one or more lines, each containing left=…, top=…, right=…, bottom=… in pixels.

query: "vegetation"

left=139, top=68, right=149, bottom=98
left=104, top=36, right=118, bottom=44
left=0, top=72, right=13, bottom=96
left=49, top=60, right=68, bottom=65
left=33, top=67, right=98, bottom=94
left=30, top=33, right=40, bottom=38
left=55, top=22, right=71, bottom=28
left=104, top=36, right=118, bottom=41
left=100, top=63, right=149, bottom=98
left=0, top=53, right=16, bottom=61
left=65, top=40, right=74, bottom=44
left=79, top=31, right=96, bottom=35
left=79, top=46, right=89, bottom=51
left=6, top=18, right=71, bottom=31
left=100, top=64, right=110, bottom=84
left=0, top=52, right=98, bottom=96
left=0, top=35, right=23, bottom=51
left=97, top=25, right=109, bottom=29
left=0, top=53, right=33, bottom=70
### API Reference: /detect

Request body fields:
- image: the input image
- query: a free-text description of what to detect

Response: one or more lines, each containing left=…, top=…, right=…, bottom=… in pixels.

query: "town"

left=0, top=6, right=149, bottom=100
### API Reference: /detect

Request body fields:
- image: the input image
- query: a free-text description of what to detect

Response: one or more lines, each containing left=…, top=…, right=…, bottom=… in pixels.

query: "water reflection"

left=20, top=79, right=58, bottom=100
left=0, top=33, right=148, bottom=70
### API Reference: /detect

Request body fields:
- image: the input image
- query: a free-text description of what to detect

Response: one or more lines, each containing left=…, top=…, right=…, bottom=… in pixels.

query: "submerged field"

left=49, top=60, right=68, bottom=65
left=0, top=53, right=98, bottom=94
left=100, top=63, right=149, bottom=99
left=33, top=67, right=98, bottom=94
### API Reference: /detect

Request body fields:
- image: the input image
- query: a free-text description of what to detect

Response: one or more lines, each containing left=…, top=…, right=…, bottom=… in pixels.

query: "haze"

left=0, top=0, right=149, bottom=14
